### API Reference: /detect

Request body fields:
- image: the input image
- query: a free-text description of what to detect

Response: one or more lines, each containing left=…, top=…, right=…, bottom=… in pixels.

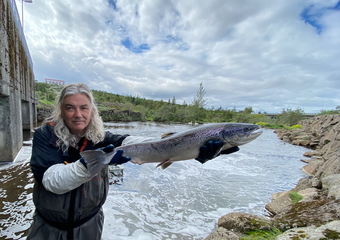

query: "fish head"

left=222, top=123, right=263, bottom=146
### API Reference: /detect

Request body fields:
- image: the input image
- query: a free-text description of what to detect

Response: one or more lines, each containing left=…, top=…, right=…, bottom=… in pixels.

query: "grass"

left=241, top=228, right=283, bottom=240
left=38, top=100, right=54, bottom=106
left=289, top=191, right=303, bottom=203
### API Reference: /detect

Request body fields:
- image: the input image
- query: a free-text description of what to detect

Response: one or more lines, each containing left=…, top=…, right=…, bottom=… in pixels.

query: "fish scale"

left=81, top=123, right=263, bottom=179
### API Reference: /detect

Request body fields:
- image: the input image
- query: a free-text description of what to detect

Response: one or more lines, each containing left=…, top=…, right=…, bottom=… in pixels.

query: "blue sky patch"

left=301, top=1, right=340, bottom=35
left=121, top=38, right=150, bottom=53
left=300, top=5, right=323, bottom=34
left=164, top=35, right=189, bottom=51
left=108, top=0, right=117, bottom=11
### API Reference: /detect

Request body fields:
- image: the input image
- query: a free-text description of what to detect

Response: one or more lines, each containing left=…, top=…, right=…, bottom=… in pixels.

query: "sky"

left=16, top=0, right=340, bottom=113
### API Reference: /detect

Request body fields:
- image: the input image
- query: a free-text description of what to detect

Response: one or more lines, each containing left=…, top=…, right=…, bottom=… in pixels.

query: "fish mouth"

left=251, top=127, right=263, bottom=136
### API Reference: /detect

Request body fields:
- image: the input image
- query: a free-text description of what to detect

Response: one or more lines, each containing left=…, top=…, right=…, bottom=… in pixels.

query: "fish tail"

left=80, top=149, right=114, bottom=179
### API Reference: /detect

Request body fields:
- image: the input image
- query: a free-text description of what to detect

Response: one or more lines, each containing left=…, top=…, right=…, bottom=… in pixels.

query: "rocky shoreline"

left=205, top=115, right=340, bottom=239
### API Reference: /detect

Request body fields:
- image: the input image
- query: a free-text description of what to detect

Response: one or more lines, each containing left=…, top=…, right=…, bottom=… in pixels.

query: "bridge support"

left=0, top=0, right=36, bottom=162
left=0, top=92, right=23, bottom=162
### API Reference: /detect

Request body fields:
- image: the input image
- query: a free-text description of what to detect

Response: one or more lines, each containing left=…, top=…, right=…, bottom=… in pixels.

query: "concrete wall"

left=0, top=0, right=36, bottom=162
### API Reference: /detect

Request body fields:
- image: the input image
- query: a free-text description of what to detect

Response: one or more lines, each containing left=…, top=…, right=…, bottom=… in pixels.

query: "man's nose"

left=74, top=108, right=82, bottom=117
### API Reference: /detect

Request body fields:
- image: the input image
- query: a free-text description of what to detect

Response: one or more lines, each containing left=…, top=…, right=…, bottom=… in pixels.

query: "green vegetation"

left=318, top=106, right=340, bottom=115
left=35, top=82, right=64, bottom=103
left=241, top=228, right=282, bottom=240
left=256, top=122, right=303, bottom=130
left=289, top=191, right=303, bottom=203
left=34, top=81, right=328, bottom=126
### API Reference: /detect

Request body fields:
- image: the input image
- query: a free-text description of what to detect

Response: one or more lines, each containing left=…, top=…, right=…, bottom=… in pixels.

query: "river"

left=0, top=122, right=308, bottom=240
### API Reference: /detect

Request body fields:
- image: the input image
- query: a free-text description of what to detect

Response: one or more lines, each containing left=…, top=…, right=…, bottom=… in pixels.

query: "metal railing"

left=8, top=0, right=33, bottom=68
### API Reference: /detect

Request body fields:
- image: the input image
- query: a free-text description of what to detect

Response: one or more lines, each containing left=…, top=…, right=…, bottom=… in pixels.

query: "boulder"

left=315, top=154, right=340, bottom=178
left=303, top=150, right=322, bottom=158
left=272, top=199, right=340, bottom=231
left=301, top=159, right=324, bottom=176
left=297, top=188, right=319, bottom=202
left=265, top=191, right=292, bottom=215
left=293, top=177, right=312, bottom=192
left=321, top=174, right=340, bottom=200
left=275, top=220, right=340, bottom=240
left=204, top=227, right=239, bottom=240
left=218, top=212, right=273, bottom=233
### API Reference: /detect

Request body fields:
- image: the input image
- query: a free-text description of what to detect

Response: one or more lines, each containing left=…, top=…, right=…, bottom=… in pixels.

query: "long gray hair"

left=43, top=83, right=105, bottom=152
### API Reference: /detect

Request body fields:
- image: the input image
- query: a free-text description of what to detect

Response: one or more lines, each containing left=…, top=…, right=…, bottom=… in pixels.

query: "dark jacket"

left=27, top=124, right=128, bottom=240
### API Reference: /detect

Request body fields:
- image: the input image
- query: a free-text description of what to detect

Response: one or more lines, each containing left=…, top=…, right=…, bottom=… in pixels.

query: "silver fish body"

left=117, top=122, right=261, bottom=165
left=81, top=123, right=262, bottom=178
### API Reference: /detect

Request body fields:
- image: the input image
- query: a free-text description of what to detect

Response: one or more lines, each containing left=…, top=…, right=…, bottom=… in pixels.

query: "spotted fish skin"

left=81, top=123, right=262, bottom=178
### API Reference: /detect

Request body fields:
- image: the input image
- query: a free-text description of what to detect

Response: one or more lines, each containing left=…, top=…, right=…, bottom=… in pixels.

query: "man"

left=27, top=83, right=238, bottom=240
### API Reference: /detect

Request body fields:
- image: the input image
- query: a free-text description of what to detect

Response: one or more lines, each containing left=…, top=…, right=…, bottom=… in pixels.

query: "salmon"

left=81, top=123, right=262, bottom=179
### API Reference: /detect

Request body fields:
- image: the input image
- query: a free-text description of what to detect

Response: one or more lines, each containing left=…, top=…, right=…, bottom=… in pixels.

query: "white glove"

left=42, top=160, right=88, bottom=195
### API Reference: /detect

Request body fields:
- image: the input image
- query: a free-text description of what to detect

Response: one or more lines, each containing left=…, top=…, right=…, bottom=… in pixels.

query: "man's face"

left=61, top=93, right=92, bottom=136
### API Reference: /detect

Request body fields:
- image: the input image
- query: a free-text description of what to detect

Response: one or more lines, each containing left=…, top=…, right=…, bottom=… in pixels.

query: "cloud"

left=21, top=0, right=340, bottom=113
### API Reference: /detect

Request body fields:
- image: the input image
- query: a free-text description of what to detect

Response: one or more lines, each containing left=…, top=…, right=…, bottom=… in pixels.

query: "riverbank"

left=205, top=115, right=340, bottom=239
left=37, top=107, right=145, bottom=122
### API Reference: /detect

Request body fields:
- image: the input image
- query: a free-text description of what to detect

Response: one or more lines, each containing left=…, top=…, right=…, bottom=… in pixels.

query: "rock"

left=272, top=199, right=340, bottom=231
left=300, top=159, right=310, bottom=163
left=292, top=139, right=311, bottom=146
left=297, top=188, right=319, bottom=202
left=205, top=115, right=340, bottom=239
left=218, top=212, right=273, bottom=233
left=302, top=159, right=324, bottom=176
left=293, top=178, right=312, bottom=192
left=303, top=150, right=322, bottom=157
left=274, top=226, right=316, bottom=240
left=311, top=177, right=322, bottom=189
left=322, top=174, right=340, bottom=200
left=315, top=154, right=340, bottom=178
left=204, top=227, right=239, bottom=240
left=265, top=191, right=292, bottom=215
left=275, top=220, right=340, bottom=240
left=37, top=108, right=52, bottom=122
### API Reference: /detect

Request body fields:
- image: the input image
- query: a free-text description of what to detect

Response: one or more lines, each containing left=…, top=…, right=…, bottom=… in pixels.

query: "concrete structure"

left=0, top=0, right=36, bottom=162
left=45, top=78, right=65, bottom=85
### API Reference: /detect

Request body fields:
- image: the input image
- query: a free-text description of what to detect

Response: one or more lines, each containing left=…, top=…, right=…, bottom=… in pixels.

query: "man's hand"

left=195, top=140, right=239, bottom=164
left=103, top=145, right=131, bottom=165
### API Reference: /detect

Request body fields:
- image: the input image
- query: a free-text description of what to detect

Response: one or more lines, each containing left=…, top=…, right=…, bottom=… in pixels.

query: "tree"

left=172, top=96, right=176, bottom=105
left=189, top=82, right=208, bottom=121
left=192, top=82, right=207, bottom=108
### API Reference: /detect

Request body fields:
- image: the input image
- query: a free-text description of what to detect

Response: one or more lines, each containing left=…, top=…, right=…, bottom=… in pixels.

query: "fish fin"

left=161, top=132, right=176, bottom=138
left=156, top=159, right=173, bottom=169
left=80, top=149, right=113, bottom=179
left=213, top=143, right=226, bottom=158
